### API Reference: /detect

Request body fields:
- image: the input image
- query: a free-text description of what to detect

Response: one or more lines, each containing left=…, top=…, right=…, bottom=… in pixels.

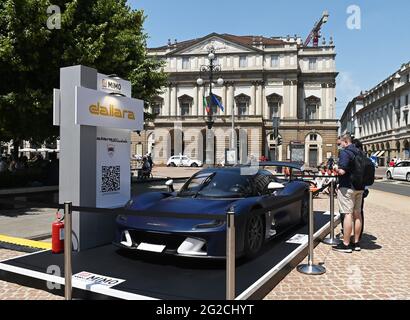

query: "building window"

left=152, top=102, right=162, bottom=116
left=306, top=104, right=318, bottom=120
left=238, top=102, right=247, bottom=116
left=235, top=94, right=250, bottom=117
left=406, top=95, right=409, bottom=106
left=407, top=74, right=410, bottom=83
left=178, top=94, right=193, bottom=116
left=398, top=97, right=401, bottom=108
left=270, top=55, right=279, bottom=67
left=308, top=58, right=317, bottom=70
left=182, top=57, right=190, bottom=70
left=239, top=56, right=247, bottom=68
left=405, top=112, right=409, bottom=126
left=180, top=102, right=190, bottom=116
left=309, top=134, right=318, bottom=141
left=269, top=101, right=280, bottom=118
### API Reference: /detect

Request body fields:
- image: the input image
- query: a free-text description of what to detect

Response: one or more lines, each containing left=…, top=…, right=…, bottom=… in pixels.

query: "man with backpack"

left=333, top=134, right=375, bottom=253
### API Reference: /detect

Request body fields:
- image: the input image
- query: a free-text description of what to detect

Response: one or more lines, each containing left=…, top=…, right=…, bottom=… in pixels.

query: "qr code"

left=101, top=166, right=120, bottom=193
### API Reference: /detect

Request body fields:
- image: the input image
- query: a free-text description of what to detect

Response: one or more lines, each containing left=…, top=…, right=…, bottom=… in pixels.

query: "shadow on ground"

left=360, top=233, right=382, bottom=250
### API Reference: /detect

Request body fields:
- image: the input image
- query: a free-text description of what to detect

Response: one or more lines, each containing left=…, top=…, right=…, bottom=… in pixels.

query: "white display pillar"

left=55, top=65, right=143, bottom=251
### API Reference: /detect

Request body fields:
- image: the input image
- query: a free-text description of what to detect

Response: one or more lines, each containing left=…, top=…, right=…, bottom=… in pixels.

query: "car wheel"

left=407, top=173, right=410, bottom=182
left=386, top=171, right=392, bottom=180
left=301, top=193, right=309, bottom=225
left=190, top=162, right=198, bottom=167
left=244, top=214, right=264, bottom=259
left=170, top=162, right=176, bottom=167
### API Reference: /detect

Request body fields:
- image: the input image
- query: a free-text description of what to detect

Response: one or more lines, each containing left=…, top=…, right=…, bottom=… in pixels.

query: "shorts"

left=337, top=187, right=364, bottom=214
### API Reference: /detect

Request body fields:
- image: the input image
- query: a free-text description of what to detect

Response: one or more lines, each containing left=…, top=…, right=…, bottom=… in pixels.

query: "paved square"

left=265, top=190, right=410, bottom=300
left=0, top=189, right=409, bottom=300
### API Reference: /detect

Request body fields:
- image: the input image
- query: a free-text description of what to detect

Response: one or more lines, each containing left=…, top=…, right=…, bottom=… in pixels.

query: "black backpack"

left=346, top=149, right=375, bottom=190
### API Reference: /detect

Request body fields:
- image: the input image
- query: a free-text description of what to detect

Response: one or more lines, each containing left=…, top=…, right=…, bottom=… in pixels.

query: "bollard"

left=297, top=190, right=326, bottom=275
left=226, top=208, right=235, bottom=300
left=64, top=201, right=72, bottom=300
left=323, top=179, right=341, bottom=245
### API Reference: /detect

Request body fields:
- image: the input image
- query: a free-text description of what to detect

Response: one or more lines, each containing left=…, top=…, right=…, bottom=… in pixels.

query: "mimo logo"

left=102, top=79, right=122, bottom=91
left=89, top=102, right=136, bottom=120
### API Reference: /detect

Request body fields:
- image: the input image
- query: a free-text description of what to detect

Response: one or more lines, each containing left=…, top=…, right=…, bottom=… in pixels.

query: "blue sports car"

left=114, top=162, right=310, bottom=259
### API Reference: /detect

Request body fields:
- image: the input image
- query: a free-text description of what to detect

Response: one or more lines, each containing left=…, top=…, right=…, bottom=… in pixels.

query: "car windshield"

left=178, top=171, right=252, bottom=198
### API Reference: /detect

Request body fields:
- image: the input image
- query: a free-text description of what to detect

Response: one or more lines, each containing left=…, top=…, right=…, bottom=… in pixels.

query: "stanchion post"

left=64, top=201, right=72, bottom=300
left=226, top=207, right=235, bottom=300
left=322, top=179, right=341, bottom=245
left=297, top=189, right=326, bottom=275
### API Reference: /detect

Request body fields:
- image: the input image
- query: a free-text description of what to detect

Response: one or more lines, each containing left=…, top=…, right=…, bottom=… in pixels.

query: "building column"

left=329, top=83, right=336, bottom=119
left=227, top=82, right=234, bottom=116
left=192, top=85, right=198, bottom=116
left=320, top=83, right=327, bottom=119
left=250, top=82, right=256, bottom=116
left=163, top=85, right=170, bottom=116
left=261, top=82, right=266, bottom=119
left=289, top=80, right=297, bottom=119
left=170, top=84, right=177, bottom=116
left=282, top=80, right=290, bottom=118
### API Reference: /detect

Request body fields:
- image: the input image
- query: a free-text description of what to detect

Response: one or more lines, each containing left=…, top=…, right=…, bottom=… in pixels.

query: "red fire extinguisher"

left=52, top=210, right=64, bottom=254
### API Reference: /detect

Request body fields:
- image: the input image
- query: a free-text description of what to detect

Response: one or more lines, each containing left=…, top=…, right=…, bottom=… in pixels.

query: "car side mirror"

left=268, top=182, right=285, bottom=192
left=165, top=179, right=174, bottom=192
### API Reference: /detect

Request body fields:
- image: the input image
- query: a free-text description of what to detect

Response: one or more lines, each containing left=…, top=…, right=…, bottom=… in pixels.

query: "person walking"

left=333, top=134, right=365, bottom=253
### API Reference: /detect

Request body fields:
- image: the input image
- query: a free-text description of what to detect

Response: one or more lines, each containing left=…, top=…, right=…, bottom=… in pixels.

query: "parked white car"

left=166, top=155, right=202, bottom=167
left=386, top=161, right=410, bottom=182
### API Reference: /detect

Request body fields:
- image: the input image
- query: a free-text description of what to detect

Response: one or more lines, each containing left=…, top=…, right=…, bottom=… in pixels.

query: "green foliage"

left=0, top=0, right=166, bottom=146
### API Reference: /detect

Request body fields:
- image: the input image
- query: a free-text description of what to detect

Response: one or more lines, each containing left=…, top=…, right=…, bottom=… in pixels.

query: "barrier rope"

left=0, top=175, right=338, bottom=221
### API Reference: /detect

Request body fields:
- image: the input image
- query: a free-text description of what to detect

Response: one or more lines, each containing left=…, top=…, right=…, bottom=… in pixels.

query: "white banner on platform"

left=96, top=127, right=131, bottom=208
left=75, top=86, right=143, bottom=130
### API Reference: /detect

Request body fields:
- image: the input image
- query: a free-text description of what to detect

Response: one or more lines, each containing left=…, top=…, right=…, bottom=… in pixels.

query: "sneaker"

left=353, top=242, right=361, bottom=252
left=332, top=242, right=352, bottom=253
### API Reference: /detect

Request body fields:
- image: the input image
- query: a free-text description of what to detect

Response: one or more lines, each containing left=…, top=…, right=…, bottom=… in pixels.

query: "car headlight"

left=193, top=220, right=225, bottom=230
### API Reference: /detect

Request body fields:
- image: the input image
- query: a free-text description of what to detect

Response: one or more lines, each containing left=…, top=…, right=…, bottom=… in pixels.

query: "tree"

left=0, top=0, right=166, bottom=157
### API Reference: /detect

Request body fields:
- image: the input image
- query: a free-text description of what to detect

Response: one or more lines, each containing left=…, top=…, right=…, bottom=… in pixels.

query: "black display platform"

left=0, top=211, right=336, bottom=300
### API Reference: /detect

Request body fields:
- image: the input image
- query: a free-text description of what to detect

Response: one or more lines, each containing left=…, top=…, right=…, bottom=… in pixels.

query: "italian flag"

left=203, top=96, right=211, bottom=114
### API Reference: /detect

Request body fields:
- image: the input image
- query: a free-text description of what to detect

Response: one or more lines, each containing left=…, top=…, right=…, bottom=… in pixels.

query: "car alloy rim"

left=248, top=216, right=263, bottom=251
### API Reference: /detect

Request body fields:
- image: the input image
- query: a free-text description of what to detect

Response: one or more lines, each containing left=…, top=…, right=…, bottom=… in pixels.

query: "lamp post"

left=197, top=46, right=223, bottom=165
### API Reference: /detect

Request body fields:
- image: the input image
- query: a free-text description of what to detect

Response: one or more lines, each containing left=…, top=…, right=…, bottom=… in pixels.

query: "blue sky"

left=129, top=0, right=410, bottom=118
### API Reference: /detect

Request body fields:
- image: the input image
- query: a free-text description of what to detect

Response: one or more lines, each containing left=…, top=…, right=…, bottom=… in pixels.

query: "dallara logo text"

left=89, top=102, right=135, bottom=120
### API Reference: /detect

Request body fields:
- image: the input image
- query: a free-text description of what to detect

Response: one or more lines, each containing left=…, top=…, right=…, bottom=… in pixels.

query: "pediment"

left=176, top=36, right=255, bottom=55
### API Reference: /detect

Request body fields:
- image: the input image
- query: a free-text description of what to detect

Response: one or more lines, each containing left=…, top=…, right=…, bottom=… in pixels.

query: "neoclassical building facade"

left=133, top=33, right=338, bottom=167
left=342, top=61, right=410, bottom=165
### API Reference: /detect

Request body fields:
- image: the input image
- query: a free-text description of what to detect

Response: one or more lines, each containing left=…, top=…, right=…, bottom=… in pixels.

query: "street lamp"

left=197, top=46, right=223, bottom=165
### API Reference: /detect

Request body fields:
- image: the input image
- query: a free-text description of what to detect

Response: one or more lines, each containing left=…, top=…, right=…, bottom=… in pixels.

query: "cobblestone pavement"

left=265, top=189, right=410, bottom=300
left=1, top=189, right=409, bottom=300
left=0, top=249, right=62, bottom=300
